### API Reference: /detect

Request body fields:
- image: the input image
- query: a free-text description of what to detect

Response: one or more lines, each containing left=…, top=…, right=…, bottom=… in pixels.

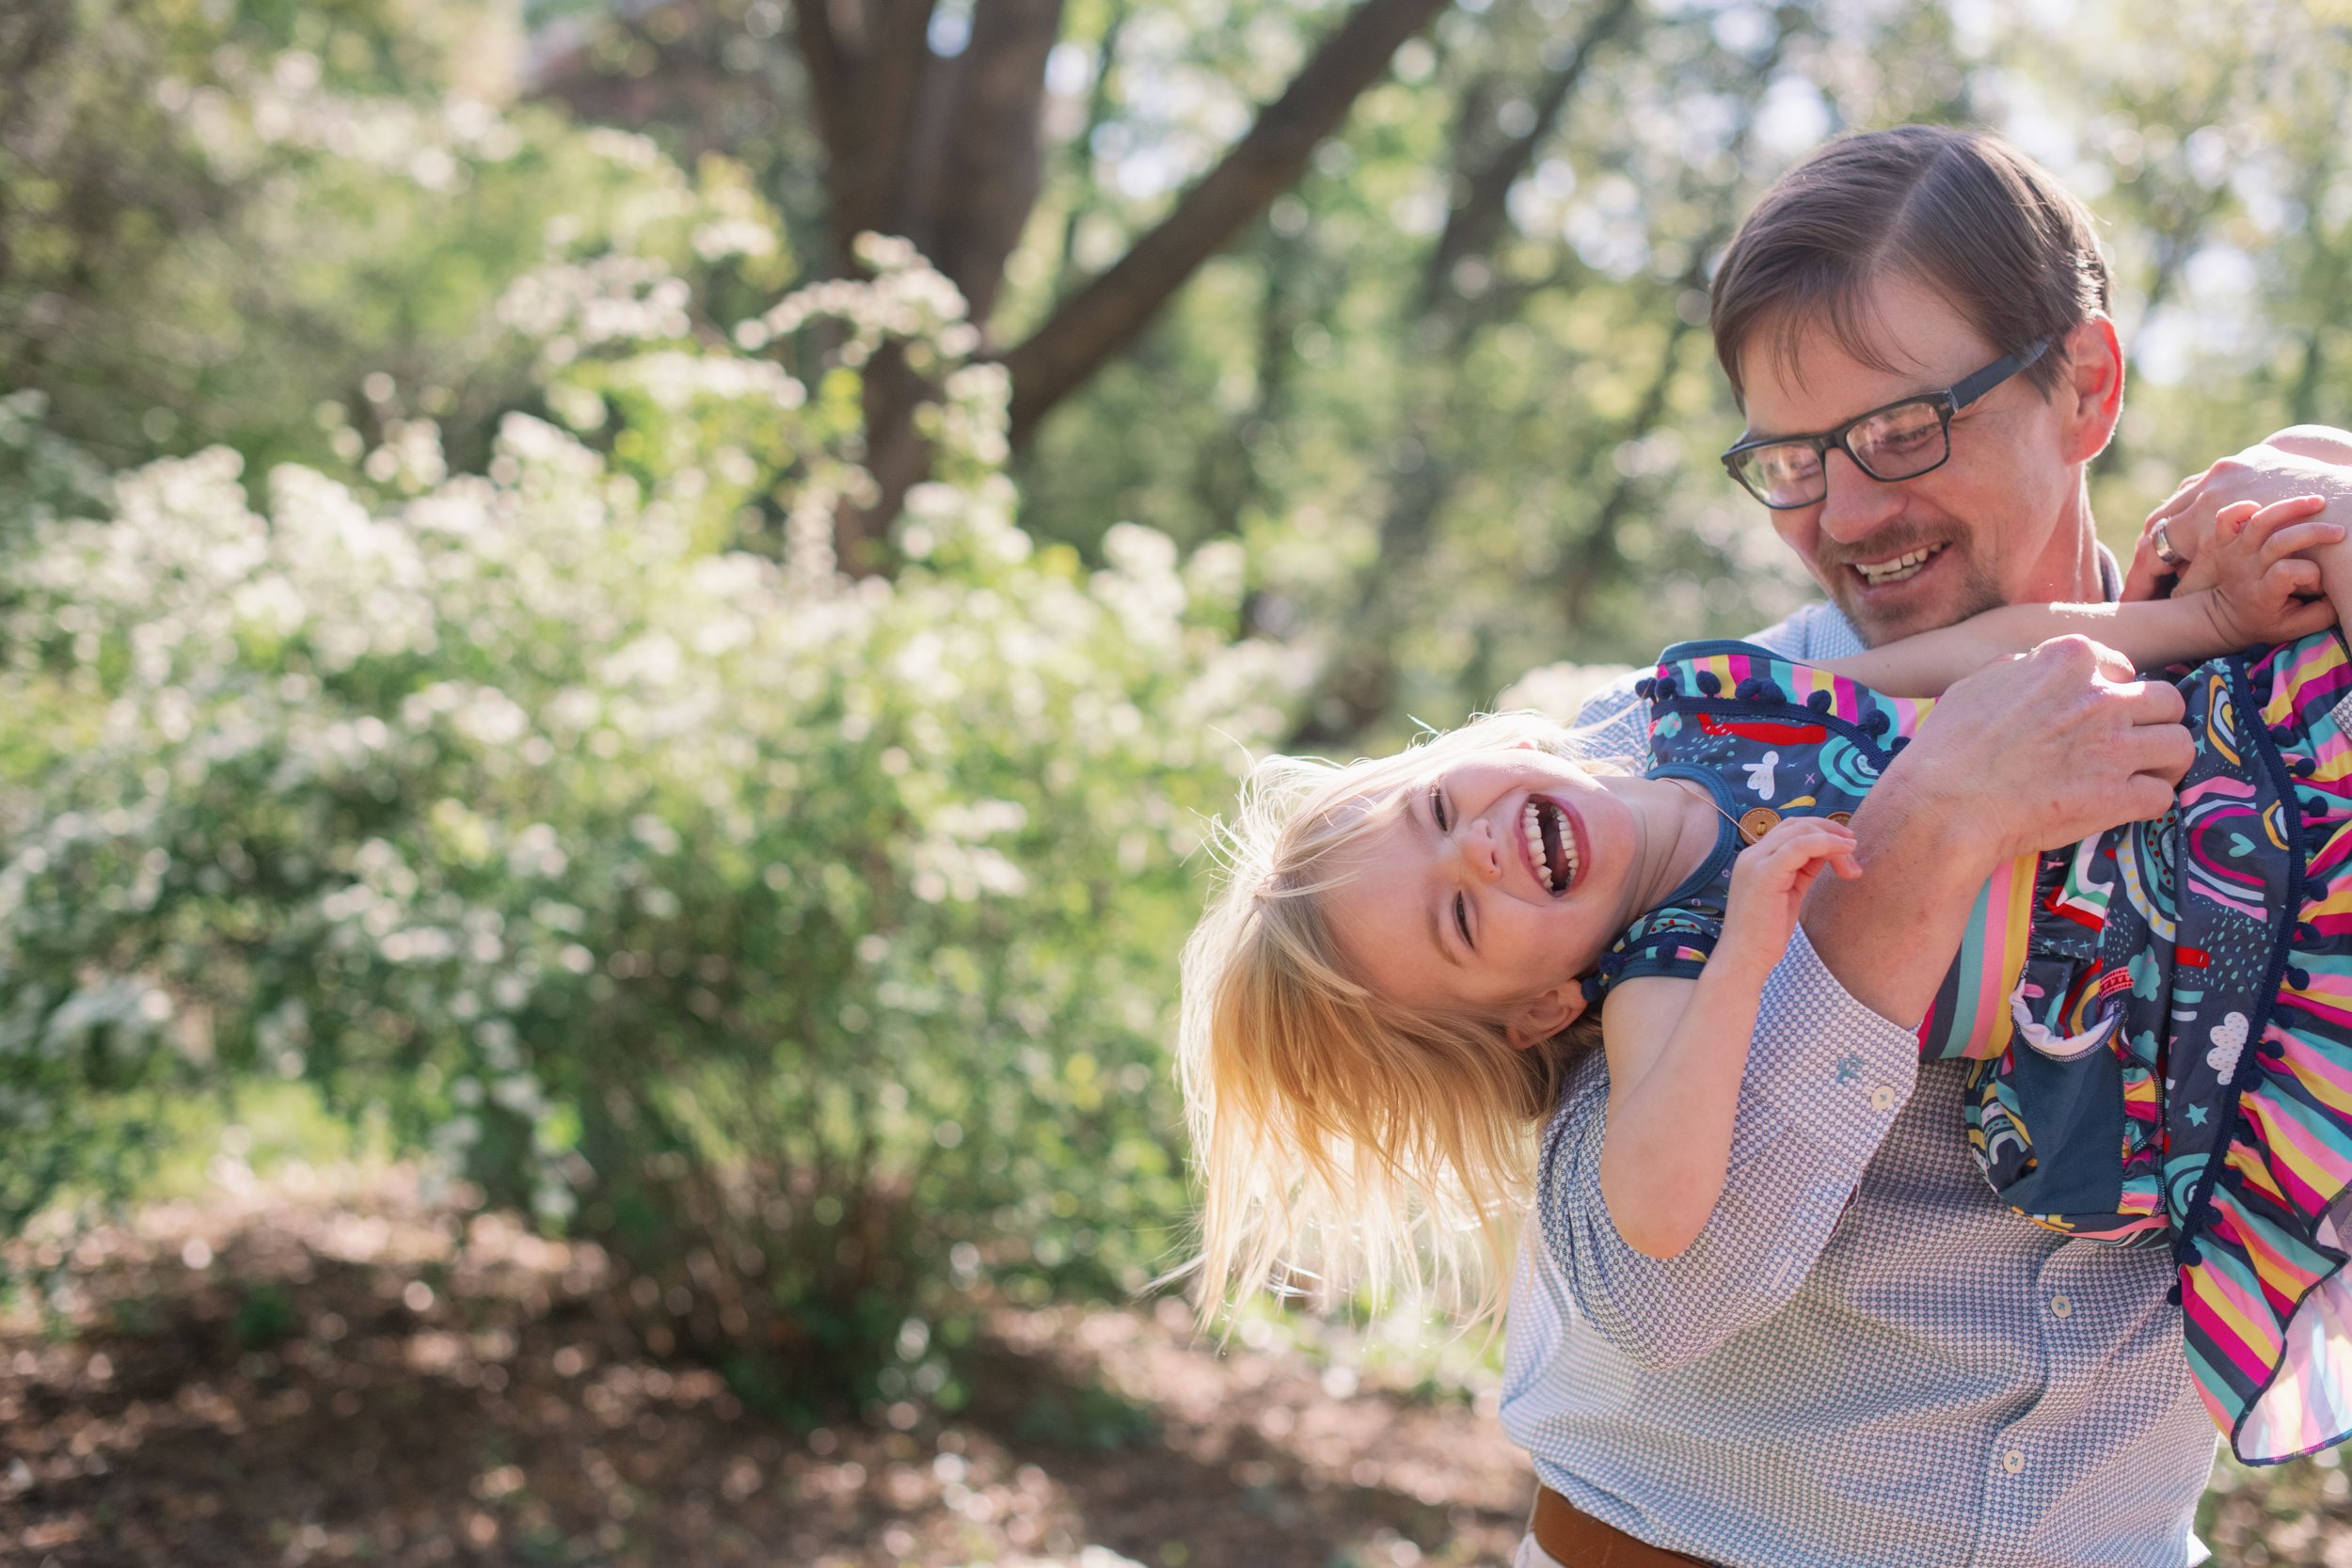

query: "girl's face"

left=1321, top=744, right=1645, bottom=1046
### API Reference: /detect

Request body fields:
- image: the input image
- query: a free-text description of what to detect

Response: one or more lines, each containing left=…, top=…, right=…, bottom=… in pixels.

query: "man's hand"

left=2127, top=426, right=2352, bottom=601
left=1799, top=636, right=2189, bottom=1026
left=1896, top=635, right=2191, bottom=863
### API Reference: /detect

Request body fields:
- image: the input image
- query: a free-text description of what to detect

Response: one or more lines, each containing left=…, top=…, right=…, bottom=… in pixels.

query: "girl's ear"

left=1505, top=981, right=1587, bottom=1051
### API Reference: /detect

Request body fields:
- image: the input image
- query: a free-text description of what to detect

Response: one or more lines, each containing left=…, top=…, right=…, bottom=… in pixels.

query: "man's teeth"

left=1521, top=800, right=1579, bottom=893
left=1853, top=546, right=1941, bottom=586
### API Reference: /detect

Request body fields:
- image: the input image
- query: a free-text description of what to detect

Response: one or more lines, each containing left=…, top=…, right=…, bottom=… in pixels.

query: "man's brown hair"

left=1708, top=125, right=2110, bottom=407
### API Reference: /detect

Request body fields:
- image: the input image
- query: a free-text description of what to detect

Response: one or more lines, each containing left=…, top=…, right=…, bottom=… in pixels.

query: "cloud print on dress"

left=2207, top=1011, right=2251, bottom=1085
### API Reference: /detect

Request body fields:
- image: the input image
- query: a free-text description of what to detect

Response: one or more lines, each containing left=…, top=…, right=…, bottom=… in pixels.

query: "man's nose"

left=1815, top=448, right=1906, bottom=544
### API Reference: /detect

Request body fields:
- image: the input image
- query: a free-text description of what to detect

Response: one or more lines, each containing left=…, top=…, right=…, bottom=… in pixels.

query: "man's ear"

left=2058, top=311, right=2125, bottom=466
left=1504, top=981, right=1587, bottom=1051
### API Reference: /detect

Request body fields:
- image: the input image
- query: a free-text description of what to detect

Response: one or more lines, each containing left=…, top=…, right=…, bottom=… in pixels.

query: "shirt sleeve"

left=1564, top=666, right=1653, bottom=767
left=1532, top=923, right=1924, bottom=1371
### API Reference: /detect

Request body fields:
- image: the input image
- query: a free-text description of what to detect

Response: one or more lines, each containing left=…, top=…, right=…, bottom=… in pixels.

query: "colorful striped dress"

left=1585, top=632, right=2352, bottom=1465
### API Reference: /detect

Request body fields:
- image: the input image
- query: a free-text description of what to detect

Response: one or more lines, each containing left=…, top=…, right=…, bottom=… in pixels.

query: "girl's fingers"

left=2216, top=499, right=2262, bottom=532
left=2271, top=560, right=2325, bottom=595
left=2258, top=518, right=2345, bottom=562
left=2244, top=495, right=2331, bottom=540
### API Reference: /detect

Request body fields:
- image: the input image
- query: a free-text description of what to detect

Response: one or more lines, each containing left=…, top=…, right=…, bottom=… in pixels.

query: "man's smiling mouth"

left=1850, top=543, right=1946, bottom=588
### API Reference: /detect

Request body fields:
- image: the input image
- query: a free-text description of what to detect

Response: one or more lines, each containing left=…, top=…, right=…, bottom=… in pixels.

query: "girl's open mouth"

left=1520, top=795, right=1580, bottom=895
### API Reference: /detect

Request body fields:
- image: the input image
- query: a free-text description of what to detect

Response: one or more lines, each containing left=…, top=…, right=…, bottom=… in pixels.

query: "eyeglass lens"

left=1734, top=398, right=1949, bottom=507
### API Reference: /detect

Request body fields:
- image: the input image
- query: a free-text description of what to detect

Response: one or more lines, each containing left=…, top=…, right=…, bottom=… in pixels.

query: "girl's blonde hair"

left=1176, top=711, right=1613, bottom=1326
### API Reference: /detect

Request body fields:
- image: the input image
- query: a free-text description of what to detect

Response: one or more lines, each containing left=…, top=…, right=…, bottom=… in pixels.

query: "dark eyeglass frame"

left=1720, top=338, right=2053, bottom=510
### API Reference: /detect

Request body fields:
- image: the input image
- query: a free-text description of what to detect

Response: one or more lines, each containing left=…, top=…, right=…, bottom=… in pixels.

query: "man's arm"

left=1538, top=637, right=2191, bottom=1368
left=1538, top=924, right=1920, bottom=1369
left=1800, top=636, right=2189, bottom=1024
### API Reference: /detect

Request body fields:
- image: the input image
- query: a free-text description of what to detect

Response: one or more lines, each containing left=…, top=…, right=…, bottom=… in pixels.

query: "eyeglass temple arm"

left=1949, top=338, right=2052, bottom=408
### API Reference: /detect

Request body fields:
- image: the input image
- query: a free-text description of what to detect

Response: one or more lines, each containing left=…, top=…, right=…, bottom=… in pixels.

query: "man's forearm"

left=1540, top=926, right=1920, bottom=1369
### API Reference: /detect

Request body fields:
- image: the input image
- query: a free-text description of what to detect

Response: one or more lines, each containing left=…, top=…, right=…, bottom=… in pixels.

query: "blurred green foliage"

left=0, top=197, right=1288, bottom=1411
left=0, top=0, right=789, bottom=482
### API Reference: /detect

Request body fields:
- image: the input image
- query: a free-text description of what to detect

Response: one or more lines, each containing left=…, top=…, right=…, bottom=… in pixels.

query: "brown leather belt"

left=1531, top=1485, right=1722, bottom=1568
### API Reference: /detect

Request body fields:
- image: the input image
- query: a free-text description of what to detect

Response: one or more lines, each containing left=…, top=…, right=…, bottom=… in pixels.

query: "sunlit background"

left=2, top=0, right=2349, bottom=1562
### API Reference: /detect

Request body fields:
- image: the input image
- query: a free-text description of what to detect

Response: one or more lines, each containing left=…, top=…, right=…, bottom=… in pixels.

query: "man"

left=1500, top=125, right=2352, bottom=1567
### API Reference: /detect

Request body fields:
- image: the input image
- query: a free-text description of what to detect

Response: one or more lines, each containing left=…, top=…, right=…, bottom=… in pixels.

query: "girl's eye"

left=1454, top=892, right=1472, bottom=948
left=1430, top=784, right=1449, bottom=832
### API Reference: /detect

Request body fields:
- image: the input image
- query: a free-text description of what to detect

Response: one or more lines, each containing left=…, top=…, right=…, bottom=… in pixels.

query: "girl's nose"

left=1460, top=816, right=1504, bottom=879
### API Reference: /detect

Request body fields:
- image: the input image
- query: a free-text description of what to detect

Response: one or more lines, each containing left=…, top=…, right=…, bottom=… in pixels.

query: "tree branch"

left=1415, top=0, right=1638, bottom=315
left=999, top=0, right=1452, bottom=447
left=1054, top=0, right=1132, bottom=288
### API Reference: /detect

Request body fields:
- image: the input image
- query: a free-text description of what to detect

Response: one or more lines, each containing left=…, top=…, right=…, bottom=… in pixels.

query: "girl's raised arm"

left=1597, top=817, right=1858, bottom=1258
left=1818, top=497, right=2343, bottom=697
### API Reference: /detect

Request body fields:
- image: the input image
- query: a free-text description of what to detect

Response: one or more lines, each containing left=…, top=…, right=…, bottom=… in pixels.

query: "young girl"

left=1180, top=494, right=2352, bottom=1465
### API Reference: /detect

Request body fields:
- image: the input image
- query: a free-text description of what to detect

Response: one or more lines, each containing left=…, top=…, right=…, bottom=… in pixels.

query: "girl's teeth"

left=1521, top=800, right=1580, bottom=893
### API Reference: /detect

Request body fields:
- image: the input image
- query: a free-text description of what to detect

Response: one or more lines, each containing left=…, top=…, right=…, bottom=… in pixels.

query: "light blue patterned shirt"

left=1500, top=592, right=2219, bottom=1568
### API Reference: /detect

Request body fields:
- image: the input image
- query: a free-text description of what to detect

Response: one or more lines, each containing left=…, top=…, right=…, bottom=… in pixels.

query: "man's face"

left=1734, top=272, right=2091, bottom=646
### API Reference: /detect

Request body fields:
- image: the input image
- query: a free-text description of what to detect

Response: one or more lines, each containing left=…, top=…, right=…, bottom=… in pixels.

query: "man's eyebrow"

left=1407, top=785, right=1462, bottom=969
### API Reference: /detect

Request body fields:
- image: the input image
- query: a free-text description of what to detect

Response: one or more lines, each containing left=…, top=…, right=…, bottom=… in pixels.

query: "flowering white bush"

left=0, top=246, right=1295, bottom=1410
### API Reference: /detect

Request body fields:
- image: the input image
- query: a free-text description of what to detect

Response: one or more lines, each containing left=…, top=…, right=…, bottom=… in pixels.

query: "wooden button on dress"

left=1738, top=807, right=1780, bottom=844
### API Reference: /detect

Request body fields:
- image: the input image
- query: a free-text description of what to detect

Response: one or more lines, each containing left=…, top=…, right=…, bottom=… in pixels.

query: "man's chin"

left=1831, top=570, right=2003, bottom=649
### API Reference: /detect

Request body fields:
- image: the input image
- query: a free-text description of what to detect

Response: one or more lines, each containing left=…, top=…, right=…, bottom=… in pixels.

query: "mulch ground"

left=0, top=1165, right=2337, bottom=1567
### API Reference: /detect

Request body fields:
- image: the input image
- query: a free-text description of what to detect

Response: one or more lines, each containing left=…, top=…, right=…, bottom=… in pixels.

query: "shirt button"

left=2050, top=1294, right=2074, bottom=1320
left=2002, top=1449, right=2026, bottom=1475
left=1868, top=1085, right=1896, bottom=1112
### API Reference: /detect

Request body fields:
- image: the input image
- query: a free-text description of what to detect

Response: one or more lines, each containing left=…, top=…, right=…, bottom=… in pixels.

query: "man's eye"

left=1455, top=892, right=1472, bottom=948
left=1430, top=784, right=1449, bottom=832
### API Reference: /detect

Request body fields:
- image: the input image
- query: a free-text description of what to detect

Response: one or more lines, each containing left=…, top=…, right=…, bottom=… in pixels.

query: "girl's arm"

left=1597, top=817, right=1859, bottom=1259
left=1817, top=497, right=2343, bottom=698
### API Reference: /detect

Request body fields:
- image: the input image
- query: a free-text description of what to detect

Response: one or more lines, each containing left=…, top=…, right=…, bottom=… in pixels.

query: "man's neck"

left=2032, top=485, right=2113, bottom=604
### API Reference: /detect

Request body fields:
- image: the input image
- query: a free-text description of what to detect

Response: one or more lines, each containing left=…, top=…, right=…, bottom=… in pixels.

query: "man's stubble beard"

left=1833, top=541, right=2010, bottom=650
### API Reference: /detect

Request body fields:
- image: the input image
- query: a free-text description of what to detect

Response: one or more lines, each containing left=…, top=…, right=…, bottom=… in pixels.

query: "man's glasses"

left=1720, top=340, right=2052, bottom=510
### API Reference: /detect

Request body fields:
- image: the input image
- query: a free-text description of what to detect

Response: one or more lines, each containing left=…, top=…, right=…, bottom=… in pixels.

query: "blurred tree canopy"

left=506, top=0, right=2352, bottom=741
left=4, top=0, right=2352, bottom=1411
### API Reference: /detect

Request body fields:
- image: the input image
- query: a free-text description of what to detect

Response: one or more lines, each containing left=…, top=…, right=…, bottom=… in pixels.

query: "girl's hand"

left=2198, top=495, right=2343, bottom=650
left=2134, top=431, right=2352, bottom=600
left=1716, top=816, right=1862, bottom=975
